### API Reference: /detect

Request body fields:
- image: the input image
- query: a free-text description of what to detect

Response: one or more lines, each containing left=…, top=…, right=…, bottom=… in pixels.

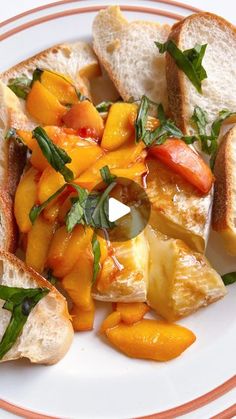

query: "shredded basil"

left=66, top=185, right=88, bottom=232
left=135, top=96, right=184, bottom=146
left=32, top=127, right=74, bottom=182
left=191, top=106, right=236, bottom=168
left=91, top=233, right=101, bottom=285
left=100, top=165, right=116, bottom=185
left=0, top=285, right=49, bottom=359
left=30, top=184, right=68, bottom=224
left=221, top=272, right=236, bottom=286
left=8, top=75, right=32, bottom=99
left=155, top=40, right=207, bottom=93
left=96, top=101, right=113, bottom=113
left=46, top=270, right=57, bottom=286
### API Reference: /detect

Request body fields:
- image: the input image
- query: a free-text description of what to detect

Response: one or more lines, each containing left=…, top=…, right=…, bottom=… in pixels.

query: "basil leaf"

left=135, top=95, right=150, bottom=143
left=32, top=68, right=43, bottom=84
left=91, top=233, right=101, bottom=285
left=100, top=165, right=116, bottom=185
left=8, top=75, right=32, bottom=99
left=191, top=106, right=236, bottom=168
left=33, top=127, right=74, bottom=182
left=46, top=269, right=57, bottom=286
left=191, top=105, right=208, bottom=135
left=155, top=40, right=207, bottom=93
left=157, top=104, right=166, bottom=124
left=221, top=272, right=236, bottom=286
left=211, top=109, right=236, bottom=139
left=96, top=101, right=113, bottom=113
left=135, top=96, right=184, bottom=147
left=30, top=184, right=67, bottom=224
left=66, top=185, right=88, bottom=232
left=0, top=285, right=49, bottom=359
left=91, top=182, right=116, bottom=229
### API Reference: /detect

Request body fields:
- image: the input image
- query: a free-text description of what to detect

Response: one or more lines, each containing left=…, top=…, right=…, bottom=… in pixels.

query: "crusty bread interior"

left=93, top=6, right=170, bottom=108
left=0, top=251, right=73, bottom=364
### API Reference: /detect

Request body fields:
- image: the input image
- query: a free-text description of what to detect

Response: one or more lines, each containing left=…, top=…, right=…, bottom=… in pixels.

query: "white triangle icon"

left=108, top=197, right=131, bottom=222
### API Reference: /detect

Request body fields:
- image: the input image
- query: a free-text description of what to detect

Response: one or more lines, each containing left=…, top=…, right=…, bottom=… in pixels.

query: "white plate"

left=0, top=1, right=236, bottom=418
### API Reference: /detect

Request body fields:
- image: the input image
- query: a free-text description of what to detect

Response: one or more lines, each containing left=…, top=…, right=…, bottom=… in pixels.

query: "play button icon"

left=85, top=176, right=151, bottom=242
left=108, top=198, right=131, bottom=222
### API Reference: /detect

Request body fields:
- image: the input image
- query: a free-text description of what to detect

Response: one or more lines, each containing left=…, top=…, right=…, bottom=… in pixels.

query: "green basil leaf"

left=191, top=105, right=208, bottom=135
left=46, top=269, right=57, bottom=286
left=91, top=233, right=101, bottom=285
left=135, top=95, right=150, bottom=143
left=0, top=285, right=49, bottom=359
left=157, top=104, right=166, bottom=124
left=66, top=185, right=88, bottom=232
left=100, top=165, right=117, bottom=185
left=33, top=127, right=74, bottom=182
left=155, top=40, right=207, bottom=93
left=211, top=109, right=236, bottom=139
left=32, top=68, right=43, bottom=84
left=91, top=182, right=116, bottom=229
left=221, top=272, right=236, bottom=286
left=30, top=184, right=67, bottom=224
left=8, top=75, right=32, bottom=99
left=96, top=101, right=113, bottom=113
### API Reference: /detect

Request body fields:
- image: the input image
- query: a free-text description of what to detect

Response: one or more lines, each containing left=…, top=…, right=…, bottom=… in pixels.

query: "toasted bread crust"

left=0, top=191, right=18, bottom=253
left=212, top=128, right=234, bottom=231
left=1, top=44, right=65, bottom=82
left=166, top=12, right=236, bottom=133
left=0, top=251, right=73, bottom=364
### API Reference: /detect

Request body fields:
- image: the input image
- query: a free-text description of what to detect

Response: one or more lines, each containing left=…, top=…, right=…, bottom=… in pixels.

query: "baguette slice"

left=146, top=226, right=226, bottom=321
left=0, top=41, right=100, bottom=252
left=0, top=251, right=73, bottom=364
left=212, top=126, right=236, bottom=255
left=1, top=41, right=100, bottom=99
left=93, top=6, right=170, bottom=108
left=166, top=12, right=236, bottom=133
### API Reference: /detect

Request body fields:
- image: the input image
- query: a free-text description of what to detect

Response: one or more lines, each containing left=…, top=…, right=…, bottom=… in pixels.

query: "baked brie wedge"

left=146, top=225, right=226, bottom=321
left=92, top=212, right=149, bottom=302
left=146, top=158, right=213, bottom=253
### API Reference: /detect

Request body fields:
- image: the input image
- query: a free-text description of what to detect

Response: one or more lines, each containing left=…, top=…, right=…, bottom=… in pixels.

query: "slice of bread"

left=212, top=126, right=236, bottom=255
left=0, top=251, right=73, bottom=364
left=1, top=41, right=100, bottom=98
left=93, top=6, right=170, bottom=108
left=0, top=41, right=100, bottom=252
left=166, top=12, right=236, bottom=133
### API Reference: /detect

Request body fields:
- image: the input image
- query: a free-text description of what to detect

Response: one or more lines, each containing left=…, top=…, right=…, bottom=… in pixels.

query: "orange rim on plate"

left=0, top=2, right=235, bottom=418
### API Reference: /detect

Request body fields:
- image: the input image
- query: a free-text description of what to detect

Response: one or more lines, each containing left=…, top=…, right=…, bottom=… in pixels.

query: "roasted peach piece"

left=26, top=80, right=67, bottom=125
left=40, top=70, right=79, bottom=105
left=62, top=248, right=93, bottom=310
left=75, top=141, right=145, bottom=189
left=116, top=302, right=149, bottom=325
left=101, top=103, right=137, bottom=150
left=100, top=311, right=121, bottom=334
left=47, top=225, right=93, bottom=277
left=37, top=167, right=65, bottom=204
left=26, top=215, right=55, bottom=273
left=71, top=300, right=95, bottom=331
left=67, top=144, right=103, bottom=178
left=63, top=100, right=104, bottom=140
left=14, top=167, right=40, bottom=233
left=150, top=139, right=214, bottom=194
left=43, top=200, right=60, bottom=223
left=106, top=319, right=196, bottom=361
